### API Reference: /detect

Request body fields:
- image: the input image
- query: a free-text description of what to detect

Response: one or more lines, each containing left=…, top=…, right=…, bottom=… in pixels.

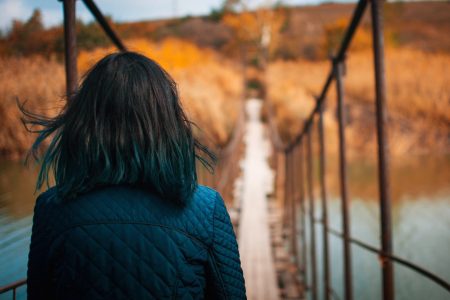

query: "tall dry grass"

left=0, top=56, right=64, bottom=159
left=0, top=38, right=243, bottom=159
left=266, top=47, right=450, bottom=156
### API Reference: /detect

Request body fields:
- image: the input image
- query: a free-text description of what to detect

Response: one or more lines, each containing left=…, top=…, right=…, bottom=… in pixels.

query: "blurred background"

left=0, top=0, right=449, bottom=299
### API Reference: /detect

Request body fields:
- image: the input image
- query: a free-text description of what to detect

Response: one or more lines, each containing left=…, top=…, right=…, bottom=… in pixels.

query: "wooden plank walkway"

left=237, top=99, right=280, bottom=300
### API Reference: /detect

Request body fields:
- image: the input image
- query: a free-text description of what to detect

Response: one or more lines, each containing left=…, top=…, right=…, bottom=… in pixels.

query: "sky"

left=0, top=0, right=357, bottom=31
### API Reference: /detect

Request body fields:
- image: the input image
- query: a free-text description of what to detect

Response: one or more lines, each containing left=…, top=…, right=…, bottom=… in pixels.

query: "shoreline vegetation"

left=0, top=40, right=244, bottom=160
left=0, top=1, right=448, bottom=160
left=266, top=47, right=450, bottom=157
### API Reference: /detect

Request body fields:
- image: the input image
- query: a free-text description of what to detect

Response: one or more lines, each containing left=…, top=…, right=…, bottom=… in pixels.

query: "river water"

left=0, top=154, right=449, bottom=299
left=303, top=154, right=450, bottom=300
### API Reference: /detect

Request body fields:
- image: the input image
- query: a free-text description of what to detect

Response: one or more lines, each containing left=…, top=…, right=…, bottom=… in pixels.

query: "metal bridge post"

left=370, top=1, right=394, bottom=299
left=306, top=128, right=317, bottom=300
left=284, top=150, right=291, bottom=231
left=298, top=142, right=308, bottom=288
left=318, top=103, right=331, bottom=300
left=61, top=0, right=78, bottom=96
left=335, top=58, right=353, bottom=300
left=291, top=147, right=298, bottom=262
left=277, top=151, right=285, bottom=216
left=288, top=150, right=293, bottom=241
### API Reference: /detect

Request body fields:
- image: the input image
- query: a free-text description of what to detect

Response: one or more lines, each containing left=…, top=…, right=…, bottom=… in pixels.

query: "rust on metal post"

left=291, top=146, right=298, bottom=262
left=62, top=0, right=78, bottom=96
left=306, top=128, right=317, bottom=300
left=283, top=151, right=289, bottom=230
left=287, top=150, right=292, bottom=233
left=298, top=141, right=308, bottom=287
left=318, top=103, right=331, bottom=300
left=289, top=149, right=294, bottom=237
left=284, top=150, right=290, bottom=230
left=370, top=0, right=394, bottom=299
left=277, top=152, right=284, bottom=215
left=335, top=58, right=353, bottom=300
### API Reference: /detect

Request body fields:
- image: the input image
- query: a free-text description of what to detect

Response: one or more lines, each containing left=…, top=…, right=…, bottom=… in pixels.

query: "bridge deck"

left=237, top=99, right=280, bottom=300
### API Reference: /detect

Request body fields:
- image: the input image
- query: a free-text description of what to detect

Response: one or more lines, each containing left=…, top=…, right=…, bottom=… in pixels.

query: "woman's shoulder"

left=192, top=185, right=219, bottom=205
left=192, top=185, right=230, bottom=220
left=33, top=184, right=223, bottom=234
left=34, top=184, right=222, bottom=213
left=34, top=186, right=58, bottom=210
left=192, top=185, right=230, bottom=228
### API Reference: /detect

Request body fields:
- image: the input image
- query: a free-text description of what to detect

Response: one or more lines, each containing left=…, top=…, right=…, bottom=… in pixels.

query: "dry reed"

left=266, top=47, right=450, bottom=156
left=0, top=56, right=64, bottom=159
left=0, top=38, right=243, bottom=159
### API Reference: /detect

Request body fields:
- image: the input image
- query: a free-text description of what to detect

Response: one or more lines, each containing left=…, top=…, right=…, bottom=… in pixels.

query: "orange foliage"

left=222, top=8, right=286, bottom=59
left=322, top=16, right=400, bottom=57
left=267, top=47, right=450, bottom=156
left=0, top=39, right=243, bottom=159
left=223, top=12, right=260, bottom=43
left=78, top=38, right=217, bottom=73
left=0, top=56, right=64, bottom=159
left=322, top=17, right=373, bottom=55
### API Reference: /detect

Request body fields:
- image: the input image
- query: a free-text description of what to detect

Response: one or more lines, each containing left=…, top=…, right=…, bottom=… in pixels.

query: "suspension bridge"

left=1, top=0, right=449, bottom=299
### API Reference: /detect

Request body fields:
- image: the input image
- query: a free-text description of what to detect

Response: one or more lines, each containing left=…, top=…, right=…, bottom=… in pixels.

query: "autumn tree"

left=77, top=20, right=112, bottom=50
left=3, top=9, right=46, bottom=56
left=221, top=0, right=286, bottom=66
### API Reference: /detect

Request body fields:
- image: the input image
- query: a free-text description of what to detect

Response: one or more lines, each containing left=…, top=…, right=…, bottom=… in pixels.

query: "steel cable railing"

left=265, top=0, right=450, bottom=299
left=325, top=227, right=450, bottom=292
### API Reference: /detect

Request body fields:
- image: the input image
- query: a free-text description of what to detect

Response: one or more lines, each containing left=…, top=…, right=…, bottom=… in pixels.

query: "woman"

left=24, top=52, right=246, bottom=300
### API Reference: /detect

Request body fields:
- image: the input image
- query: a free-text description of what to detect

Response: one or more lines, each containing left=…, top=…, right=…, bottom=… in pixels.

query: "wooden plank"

left=238, top=99, right=280, bottom=300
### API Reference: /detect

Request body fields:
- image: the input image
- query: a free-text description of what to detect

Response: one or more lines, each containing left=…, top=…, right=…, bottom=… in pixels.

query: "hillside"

left=115, top=2, right=450, bottom=58
left=2, top=2, right=449, bottom=59
left=0, top=1, right=449, bottom=159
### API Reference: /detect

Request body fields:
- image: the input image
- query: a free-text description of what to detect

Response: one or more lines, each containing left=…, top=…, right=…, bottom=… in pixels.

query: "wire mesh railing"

left=265, top=0, right=450, bottom=299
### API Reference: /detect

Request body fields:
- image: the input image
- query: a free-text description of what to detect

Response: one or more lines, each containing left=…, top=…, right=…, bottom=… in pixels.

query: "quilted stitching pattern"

left=207, top=193, right=246, bottom=299
left=27, top=185, right=246, bottom=300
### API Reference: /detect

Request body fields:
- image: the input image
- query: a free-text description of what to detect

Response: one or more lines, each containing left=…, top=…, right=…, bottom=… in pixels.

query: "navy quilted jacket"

left=27, top=185, right=246, bottom=300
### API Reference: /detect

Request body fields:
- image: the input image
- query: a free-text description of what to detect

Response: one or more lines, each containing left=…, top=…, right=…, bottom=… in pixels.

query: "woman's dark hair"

left=20, top=51, right=215, bottom=204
